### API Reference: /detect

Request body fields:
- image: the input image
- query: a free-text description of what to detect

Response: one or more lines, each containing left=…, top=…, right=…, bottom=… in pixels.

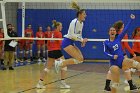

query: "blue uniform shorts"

left=61, top=38, right=74, bottom=48
left=110, top=55, right=124, bottom=69
left=61, top=38, right=75, bottom=59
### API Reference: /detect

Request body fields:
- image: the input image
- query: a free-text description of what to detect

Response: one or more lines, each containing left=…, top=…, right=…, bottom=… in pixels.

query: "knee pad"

left=20, top=51, right=23, bottom=54
left=43, top=51, right=46, bottom=53
left=44, top=68, right=50, bottom=73
left=112, top=83, right=119, bottom=89
left=124, top=69, right=130, bottom=72
left=133, top=60, right=139, bottom=67
left=73, top=59, right=83, bottom=64
left=26, top=51, right=29, bottom=54
left=37, top=51, right=41, bottom=54
left=30, top=50, right=32, bottom=53
left=130, top=68, right=137, bottom=73
left=61, top=66, right=67, bottom=71
left=108, top=70, right=111, bottom=74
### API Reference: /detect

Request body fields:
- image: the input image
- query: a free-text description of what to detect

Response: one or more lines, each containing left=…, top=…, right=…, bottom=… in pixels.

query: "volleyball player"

left=0, top=28, right=4, bottom=69
left=18, top=39, right=25, bottom=62
left=36, top=20, right=70, bottom=89
left=104, top=20, right=137, bottom=91
left=103, top=14, right=140, bottom=93
left=55, top=1, right=87, bottom=73
left=114, top=21, right=136, bottom=57
left=131, top=27, right=140, bottom=62
left=24, top=24, right=34, bottom=62
left=44, top=26, right=51, bottom=58
left=36, top=26, right=46, bottom=62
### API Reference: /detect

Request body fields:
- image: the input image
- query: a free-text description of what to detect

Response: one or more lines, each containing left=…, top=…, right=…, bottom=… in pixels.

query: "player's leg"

left=37, top=44, right=41, bottom=62
left=104, top=70, right=112, bottom=92
left=36, top=57, right=55, bottom=89
left=0, top=46, right=4, bottom=68
left=110, top=66, right=120, bottom=93
left=57, top=56, right=70, bottom=89
left=122, top=58, right=139, bottom=91
left=59, top=45, right=83, bottom=67
left=55, top=45, right=84, bottom=73
left=42, top=44, right=46, bottom=62
left=29, top=43, right=33, bottom=61
left=19, top=45, right=24, bottom=62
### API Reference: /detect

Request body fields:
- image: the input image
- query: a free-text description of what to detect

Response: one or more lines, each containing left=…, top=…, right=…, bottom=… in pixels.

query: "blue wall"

left=17, top=9, right=140, bottom=59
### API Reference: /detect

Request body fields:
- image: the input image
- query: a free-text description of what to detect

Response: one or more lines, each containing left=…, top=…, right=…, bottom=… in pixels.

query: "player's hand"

left=82, top=38, right=88, bottom=43
left=81, top=38, right=88, bottom=47
left=132, top=54, right=136, bottom=60
left=114, top=55, right=118, bottom=60
left=130, top=14, right=135, bottom=19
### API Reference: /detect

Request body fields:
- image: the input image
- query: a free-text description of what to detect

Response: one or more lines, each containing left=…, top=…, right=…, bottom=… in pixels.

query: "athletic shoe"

left=124, top=80, right=129, bottom=85
left=1, top=66, right=6, bottom=70
left=15, top=59, right=18, bottom=63
left=104, top=86, right=111, bottom=92
left=54, top=60, right=62, bottom=73
left=30, top=57, right=33, bottom=62
left=36, top=80, right=46, bottom=89
left=130, top=84, right=138, bottom=92
left=24, top=57, right=27, bottom=61
left=60, top=80, right=70, bottom=89
left=42, top=58, right=46, bottom=62
left=38, top=58, right=42, bottom=62
left=9, top=66, right=14, bottom=70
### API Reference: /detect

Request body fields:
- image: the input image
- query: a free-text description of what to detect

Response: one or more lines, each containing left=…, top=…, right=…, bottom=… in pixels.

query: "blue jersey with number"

left=103, top=19, right=132, bottom=68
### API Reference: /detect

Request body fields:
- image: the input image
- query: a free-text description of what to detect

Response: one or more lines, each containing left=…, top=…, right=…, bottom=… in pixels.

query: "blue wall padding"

left=17, top=9, right=140, bottom=59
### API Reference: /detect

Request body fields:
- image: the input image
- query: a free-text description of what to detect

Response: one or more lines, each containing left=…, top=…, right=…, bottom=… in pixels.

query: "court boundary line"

left=17, top=70, right=88, bottom=93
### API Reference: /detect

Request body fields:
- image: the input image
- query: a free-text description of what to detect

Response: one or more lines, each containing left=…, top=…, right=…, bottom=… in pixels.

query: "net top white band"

left=0, top=38, right=140, bottom=42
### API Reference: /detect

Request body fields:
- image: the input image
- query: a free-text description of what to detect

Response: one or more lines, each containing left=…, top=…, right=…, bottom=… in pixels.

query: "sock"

left=40, top=79, right=43, bottom=81
left=61, top=79, right=65, bottom=80
left=105, top=79, right=111, bottom=88
left=128, top=80, right=134, bottom=89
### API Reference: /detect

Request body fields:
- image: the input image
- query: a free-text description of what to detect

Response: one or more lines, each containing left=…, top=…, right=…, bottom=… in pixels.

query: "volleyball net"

left=0, top=0, right=140, bottom=62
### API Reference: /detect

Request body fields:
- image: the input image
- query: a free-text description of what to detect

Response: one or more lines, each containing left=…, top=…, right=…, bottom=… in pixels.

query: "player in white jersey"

left=55, top=1, right=87, bottom=73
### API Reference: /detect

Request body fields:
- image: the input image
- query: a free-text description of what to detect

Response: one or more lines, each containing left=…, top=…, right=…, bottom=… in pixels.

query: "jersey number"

left=113, top=44, right=118, bottom=51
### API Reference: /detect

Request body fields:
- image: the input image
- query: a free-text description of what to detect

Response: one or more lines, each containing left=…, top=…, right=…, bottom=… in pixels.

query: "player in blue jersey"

left=103, top=14, right=140, bottom=93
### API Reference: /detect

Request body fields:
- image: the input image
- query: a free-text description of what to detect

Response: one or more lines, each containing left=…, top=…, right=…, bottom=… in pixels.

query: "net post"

left=0, top=1, right=9, bottom=38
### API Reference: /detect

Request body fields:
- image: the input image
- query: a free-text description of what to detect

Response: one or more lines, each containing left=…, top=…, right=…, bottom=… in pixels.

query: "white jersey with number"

left=64, top=18, right=83, bottom=42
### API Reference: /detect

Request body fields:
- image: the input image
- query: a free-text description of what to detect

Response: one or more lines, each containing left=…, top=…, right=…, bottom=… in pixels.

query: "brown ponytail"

left=71, top=1, right=85, bottom=17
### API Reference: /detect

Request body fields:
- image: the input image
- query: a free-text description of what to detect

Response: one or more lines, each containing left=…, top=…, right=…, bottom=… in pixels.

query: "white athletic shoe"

left=124, top=80, right=129, bottom=85
left=42, top=58, right=46, bottom=62
left=54, top=59, right=62, bottom=73
left=15, top=59, right=18, bottom=63
left=38, top=58, right=42, bottom=62
left=60, top=80, right=70, bottom=89
left=36, top=80, right=46, bottom=89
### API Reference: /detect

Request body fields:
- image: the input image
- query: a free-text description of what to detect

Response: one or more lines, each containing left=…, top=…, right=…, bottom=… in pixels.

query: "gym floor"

left=0, top=62, right=140, bottom=93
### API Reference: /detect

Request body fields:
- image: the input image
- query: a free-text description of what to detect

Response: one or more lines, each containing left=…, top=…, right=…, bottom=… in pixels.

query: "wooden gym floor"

left=0, top=62, right=140, bottom=93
